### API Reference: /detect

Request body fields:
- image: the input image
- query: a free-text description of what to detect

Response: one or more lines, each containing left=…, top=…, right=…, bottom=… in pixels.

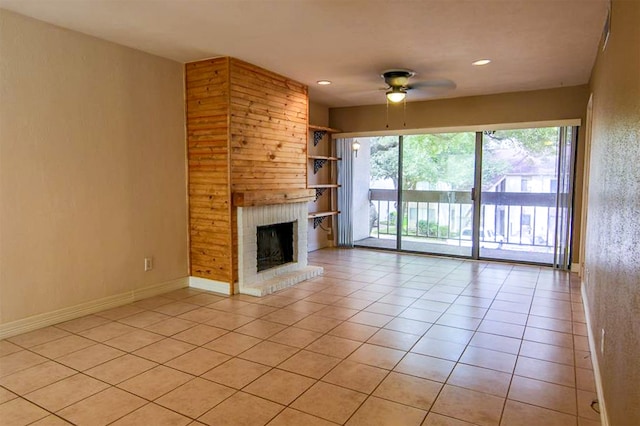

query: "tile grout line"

left=1, top=250, right=598, bottom=426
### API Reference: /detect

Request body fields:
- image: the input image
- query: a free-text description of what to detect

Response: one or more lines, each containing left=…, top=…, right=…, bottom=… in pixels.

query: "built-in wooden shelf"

left=308, top=184, right=340, bottom=189
left=308, top=184, right=340, bottom=202
left=308, top=210, right=340, bottom=229
left=308, top=125, right=341, bottom=234
left=308, top=155, right=341, bottom=174
left=309, top=125, right=341, bottom=146
left=308, top=211, right=339, bottom=218
left=308, top=125, right=341, bottom=133
left=308, top=155, right=341, bottom=161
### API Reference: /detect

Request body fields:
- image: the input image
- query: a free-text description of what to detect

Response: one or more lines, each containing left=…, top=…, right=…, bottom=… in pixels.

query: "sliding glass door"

left=352, top=126, right=577, bottom=268
left=354, top=132, right=476, bottom=256
left=478, top=128, right=559, bottom=263
left=398, top=132, right=476, bottom=256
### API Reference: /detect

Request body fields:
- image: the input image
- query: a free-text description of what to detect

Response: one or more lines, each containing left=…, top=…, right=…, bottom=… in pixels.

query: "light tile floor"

left=0, top=248, right=602, bottom=425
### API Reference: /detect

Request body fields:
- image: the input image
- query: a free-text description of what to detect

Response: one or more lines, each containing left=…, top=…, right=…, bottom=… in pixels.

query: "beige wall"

left=330, top=85, right=589, bottom=133
left=309, top=101, right=329, bottom=128
left=330, top=85, right=590, bottom=264
left=0, top=11, right=188, bottom=324
left=584, top=1, right=640, bottom=424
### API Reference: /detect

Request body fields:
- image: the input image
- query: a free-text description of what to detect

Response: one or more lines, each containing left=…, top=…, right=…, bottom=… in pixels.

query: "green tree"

left=484, top=128, right=559, bottom=156
left=370, top=136, right=400, bottom=188
left=370, top=133, right=476, bottom=190
left=369, top=128, right=559, bottom=191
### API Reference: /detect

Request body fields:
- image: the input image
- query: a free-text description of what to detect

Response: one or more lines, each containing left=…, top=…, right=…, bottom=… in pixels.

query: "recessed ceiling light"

left=316, top=80, right=332, bottom=85
left=472, top=59, right=492, bottom=66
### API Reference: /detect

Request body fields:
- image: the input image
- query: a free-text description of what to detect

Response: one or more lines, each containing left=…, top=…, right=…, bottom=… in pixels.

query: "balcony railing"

left=369, top=189, right=562, bottom=248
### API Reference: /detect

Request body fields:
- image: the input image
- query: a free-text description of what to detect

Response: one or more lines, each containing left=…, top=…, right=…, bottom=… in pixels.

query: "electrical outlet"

left=144, top=257, right=153, bottom=272
left=600, top=328, right=605, bottom=355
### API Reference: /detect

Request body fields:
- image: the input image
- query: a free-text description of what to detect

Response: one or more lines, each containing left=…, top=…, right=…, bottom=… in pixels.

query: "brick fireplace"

left=185, top=57, right=316, bottom=295
left=235, top=195, right=323, bottom=296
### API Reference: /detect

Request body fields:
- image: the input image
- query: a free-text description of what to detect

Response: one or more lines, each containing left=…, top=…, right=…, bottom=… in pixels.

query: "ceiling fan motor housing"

left=381, top=69, right=415, bottom=88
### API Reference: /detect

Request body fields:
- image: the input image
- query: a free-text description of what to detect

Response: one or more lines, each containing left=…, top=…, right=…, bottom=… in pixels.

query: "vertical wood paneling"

left=186, top=57, right=233, bottom=286
left=185, top=57, right=308, bottom=289
left=228, top=58, right=308, bottom=282
left=229, top=58, right=308, bottom=193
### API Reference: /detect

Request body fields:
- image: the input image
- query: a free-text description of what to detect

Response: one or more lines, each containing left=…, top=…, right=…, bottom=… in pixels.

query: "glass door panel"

left=399, top=132, right=476, bottom=256
left=479, top=127, right=562, bottom=263
left=352, top=136, right=400, bottom=250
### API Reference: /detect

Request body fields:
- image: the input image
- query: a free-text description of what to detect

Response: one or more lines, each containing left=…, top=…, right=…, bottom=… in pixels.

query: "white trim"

left=332, top=119, right=582, bottom=139
left=134, top=277, right=190, bottom=301
left=189, top=276, right=231, bottom=295
left=0, top=277, right=189, bottom=340
left=577, top=94, right=594, bottom=279
left=581, top=283, right=610, bottom=426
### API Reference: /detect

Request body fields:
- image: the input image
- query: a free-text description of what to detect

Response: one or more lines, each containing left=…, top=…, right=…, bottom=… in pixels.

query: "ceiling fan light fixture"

left=316, top=80, right=332, bottom=85
left=472, top=59, right=491, bottom=66
left=386, top=87, right=406, bottom=103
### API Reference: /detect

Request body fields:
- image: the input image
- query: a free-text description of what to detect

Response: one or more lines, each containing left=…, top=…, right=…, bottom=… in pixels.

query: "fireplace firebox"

left=256, top=222, right=294, bottom=272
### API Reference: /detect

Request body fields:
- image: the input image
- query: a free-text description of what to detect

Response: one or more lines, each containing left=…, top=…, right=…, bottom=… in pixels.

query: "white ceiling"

left=0, top=0, right=608, bottom=107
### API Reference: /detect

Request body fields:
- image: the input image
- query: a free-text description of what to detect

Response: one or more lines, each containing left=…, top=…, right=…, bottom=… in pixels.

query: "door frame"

left=471, top=131, right=484, bottom=258
left=353, top=124, right=579, bottom=267
left=578, top=94, right=594, bottom=277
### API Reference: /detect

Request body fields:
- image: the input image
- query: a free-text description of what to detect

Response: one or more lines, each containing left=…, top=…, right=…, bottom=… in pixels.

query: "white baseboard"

left=0, top=277, right=189, bottom=340
left=571, top=262, right=582, bottom=273
left=581, top=283, right=609, bottom=426
left=189, top=276, right=232, bottom=295
left=134, top=277, right=189, bottom=301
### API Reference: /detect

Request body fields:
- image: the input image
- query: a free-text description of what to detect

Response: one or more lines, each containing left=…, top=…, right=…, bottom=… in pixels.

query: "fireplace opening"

left=257, top=221, right=294, bottom=272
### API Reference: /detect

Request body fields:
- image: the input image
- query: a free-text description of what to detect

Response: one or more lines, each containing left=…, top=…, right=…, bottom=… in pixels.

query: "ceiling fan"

left=381, top=69, right=456, bottom=103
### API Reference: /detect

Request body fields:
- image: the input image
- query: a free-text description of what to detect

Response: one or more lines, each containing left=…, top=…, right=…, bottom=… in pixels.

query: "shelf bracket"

left=314, top=187, right=328, bottom=201
left=312, top=216, right=328, bottom=229
left=313, top=130, right=327, bottom=146
left=313, top=158, right=328, bottom=174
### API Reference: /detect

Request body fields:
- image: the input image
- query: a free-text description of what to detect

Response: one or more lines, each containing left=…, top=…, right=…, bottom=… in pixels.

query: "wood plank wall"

left=185, top=57, right=308, bottom=290
left=186, top=57, right=233, bottom=285
left=229, top=59, right=308, bottom=192
left=229, top=59, right=308, bottom=282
